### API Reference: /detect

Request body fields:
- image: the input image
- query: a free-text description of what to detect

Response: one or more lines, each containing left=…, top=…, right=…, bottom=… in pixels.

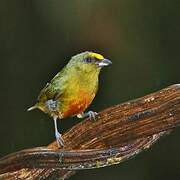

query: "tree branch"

left=0, top=84, right=180, bottom=179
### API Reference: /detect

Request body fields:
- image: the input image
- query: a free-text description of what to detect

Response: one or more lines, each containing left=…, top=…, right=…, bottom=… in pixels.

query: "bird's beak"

left=97, top=58, right=112, bottom=67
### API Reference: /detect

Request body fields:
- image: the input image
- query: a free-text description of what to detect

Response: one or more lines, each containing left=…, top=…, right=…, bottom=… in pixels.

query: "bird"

left=28, top=51, right=112, bottom=147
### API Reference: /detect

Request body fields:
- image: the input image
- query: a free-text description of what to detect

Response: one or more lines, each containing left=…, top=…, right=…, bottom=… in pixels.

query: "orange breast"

left=62, top=91, right=95, bottom=118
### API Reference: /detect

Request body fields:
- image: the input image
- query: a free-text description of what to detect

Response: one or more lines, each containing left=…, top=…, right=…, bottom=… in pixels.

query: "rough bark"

left=0, top=84, right=180, bottom=179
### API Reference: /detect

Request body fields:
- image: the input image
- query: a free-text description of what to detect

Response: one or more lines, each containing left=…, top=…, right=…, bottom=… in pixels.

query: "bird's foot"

left=55, top=131, right=65, bottom=147
left=88, top=111, right=98, bottom=120
left=77, top=111, right=98, bottom=120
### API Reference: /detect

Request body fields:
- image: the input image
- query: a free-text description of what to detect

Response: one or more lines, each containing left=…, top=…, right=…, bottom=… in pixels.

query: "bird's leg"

left=77, top=111, right=98, bottom=120
left=53, top=116, right=64, bottom=147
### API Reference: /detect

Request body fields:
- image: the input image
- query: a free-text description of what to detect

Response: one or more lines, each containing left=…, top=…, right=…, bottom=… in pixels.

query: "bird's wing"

left=37, top=69, right=67, bottom=102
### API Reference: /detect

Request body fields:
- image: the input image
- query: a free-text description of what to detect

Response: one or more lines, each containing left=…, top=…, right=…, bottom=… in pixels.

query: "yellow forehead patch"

left=89, top=52, right=104, bottom=60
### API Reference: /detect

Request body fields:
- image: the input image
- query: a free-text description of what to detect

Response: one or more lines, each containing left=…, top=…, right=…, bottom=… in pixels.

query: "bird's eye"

left=84, top=57, right=92, bottom=63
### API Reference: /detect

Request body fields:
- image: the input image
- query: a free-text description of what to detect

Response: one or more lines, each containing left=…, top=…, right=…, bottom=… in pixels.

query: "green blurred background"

left=1, top=0, right=180, bottom=179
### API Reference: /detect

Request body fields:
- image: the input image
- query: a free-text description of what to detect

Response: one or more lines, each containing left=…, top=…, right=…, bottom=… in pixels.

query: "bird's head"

left=67, top=51, right=112, bottom=73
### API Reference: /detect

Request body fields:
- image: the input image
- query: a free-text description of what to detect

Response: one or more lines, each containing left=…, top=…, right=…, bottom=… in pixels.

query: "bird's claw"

left=77, top=111, right=98, bottom=120
left=87, top=111, right=98, bottom=120
left=55, top=131, right=64, bottom=147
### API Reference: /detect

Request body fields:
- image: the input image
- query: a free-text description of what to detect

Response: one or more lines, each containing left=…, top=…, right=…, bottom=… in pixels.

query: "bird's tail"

left=27, top=104, right=38, bottom=111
